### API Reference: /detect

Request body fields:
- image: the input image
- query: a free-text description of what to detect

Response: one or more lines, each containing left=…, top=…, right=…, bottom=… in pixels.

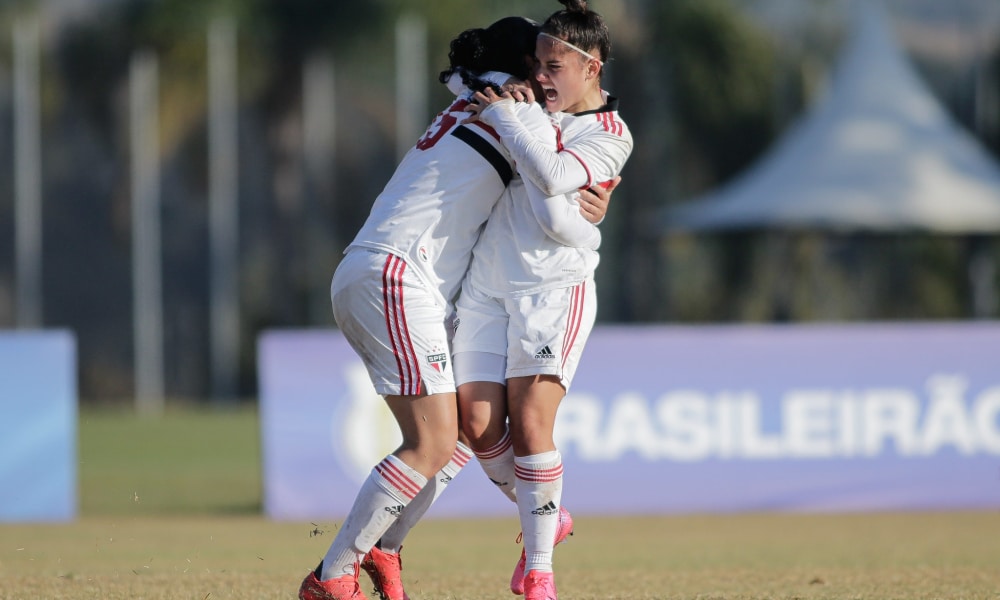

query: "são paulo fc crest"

left=418, top=246, right=429, bottom=262
left=427, top=352, right=448, bottom=372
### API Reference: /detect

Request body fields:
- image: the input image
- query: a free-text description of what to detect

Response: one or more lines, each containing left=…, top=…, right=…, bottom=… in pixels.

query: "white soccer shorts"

left=452, top=278, right=596, bottom=390
left=331, top=249, right=455, bottom=396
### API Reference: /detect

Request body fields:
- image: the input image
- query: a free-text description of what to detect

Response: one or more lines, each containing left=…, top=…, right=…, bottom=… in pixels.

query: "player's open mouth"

left=544, top=88, right=558, bottom=102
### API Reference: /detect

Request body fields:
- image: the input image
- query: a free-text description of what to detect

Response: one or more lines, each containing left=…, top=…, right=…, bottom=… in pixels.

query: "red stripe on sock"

left=475, top=430, right=512, bottom=460
left=514, top=463, right=564, bottom=483
left=375, top=458, right=423, bottom=500
left=451, top=446, right=473, bottom=467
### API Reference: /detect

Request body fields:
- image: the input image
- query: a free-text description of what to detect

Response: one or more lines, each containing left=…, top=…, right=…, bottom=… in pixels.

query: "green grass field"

left=2, top=407, right=999, bottom=599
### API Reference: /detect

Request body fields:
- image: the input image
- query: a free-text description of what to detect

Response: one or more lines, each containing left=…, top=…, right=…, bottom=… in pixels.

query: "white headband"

left=538, top=32, right=603, bottom=65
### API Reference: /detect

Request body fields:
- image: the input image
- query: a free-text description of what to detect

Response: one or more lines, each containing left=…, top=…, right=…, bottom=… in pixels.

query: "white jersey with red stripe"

left=345, top=84, right=556, bottom=310
left=466, top=94, right=633, bottom=297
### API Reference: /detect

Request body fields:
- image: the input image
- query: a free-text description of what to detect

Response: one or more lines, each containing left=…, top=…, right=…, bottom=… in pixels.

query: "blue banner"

left=0, top=331, right=77, bottom=522
left=258, top=323, right=1000, bottom=520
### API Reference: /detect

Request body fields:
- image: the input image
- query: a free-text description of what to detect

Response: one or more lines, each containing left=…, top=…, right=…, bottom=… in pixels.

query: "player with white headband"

left=297, top=14, right=616, bottom=600
left=456, top=1, right=633, bottom=598
left=538, top=31, right=603, bottom=65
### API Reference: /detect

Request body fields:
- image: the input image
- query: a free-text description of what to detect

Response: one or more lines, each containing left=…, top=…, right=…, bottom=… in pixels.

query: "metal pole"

left=13, top=18, right=42, bottom=329
left=209, top=17, right=240, bottom=403
left=395, top=14, right=427, bottom=161
left=130, top=50, right=164, bottom=416
left=968, top=235, right=997, bottom=319
left=302, top=53, right=337, bottom=324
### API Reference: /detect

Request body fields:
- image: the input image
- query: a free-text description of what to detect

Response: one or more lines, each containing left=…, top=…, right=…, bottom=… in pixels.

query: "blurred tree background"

left=0, top=0, right=998, bottom=402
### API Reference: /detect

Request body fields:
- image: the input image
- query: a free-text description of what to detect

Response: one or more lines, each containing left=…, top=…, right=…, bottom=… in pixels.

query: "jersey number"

left=415, top=99, right=469, bottom=150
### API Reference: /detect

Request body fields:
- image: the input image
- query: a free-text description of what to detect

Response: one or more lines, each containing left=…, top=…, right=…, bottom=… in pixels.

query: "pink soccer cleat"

left=510, top=506, right=574, bottom=595
left=299, top=562, right=369, bottom=600
left=360, top=546, right=410, bottom=600
left=523, top=570, right=558, bottom=600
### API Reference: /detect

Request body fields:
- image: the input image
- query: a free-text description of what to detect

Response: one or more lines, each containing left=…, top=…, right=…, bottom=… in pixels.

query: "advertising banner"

left=0, top=330, right=77, bottom=522
left=259, top=323, right=1000, bottom=520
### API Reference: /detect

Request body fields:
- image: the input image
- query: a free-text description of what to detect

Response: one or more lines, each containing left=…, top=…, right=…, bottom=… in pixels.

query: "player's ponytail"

left=559, top=0, right=588, bottom=12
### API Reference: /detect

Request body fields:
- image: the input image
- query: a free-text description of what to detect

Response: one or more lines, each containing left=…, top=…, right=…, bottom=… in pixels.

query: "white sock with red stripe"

left=320, top=454, right=427, bottom=580
left=474, top=428, right=517, bottom=503
left=514, top=451, right=564, bottom=574
left=378, top=442, right=473, bottom=553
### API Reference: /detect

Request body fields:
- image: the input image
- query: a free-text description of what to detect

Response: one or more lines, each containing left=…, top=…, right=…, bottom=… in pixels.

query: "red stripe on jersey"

left=469, top=120, right=502, bottom=143
left=561, top=281, right=586, bottom=371
left=375, top=458, right=423, bottom=500
left=560, top=147, right=594, bottom=189
left=597, top=111, right=624, bottom=136
left=514, top=463, right=564, bottom=483
left=554, top=124, right=599, bottom=187
left=382, top=255, right=421, bottom=396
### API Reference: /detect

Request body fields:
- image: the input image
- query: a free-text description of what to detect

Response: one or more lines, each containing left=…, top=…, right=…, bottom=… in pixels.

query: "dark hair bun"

left=439, top=17, right=539, bottom=86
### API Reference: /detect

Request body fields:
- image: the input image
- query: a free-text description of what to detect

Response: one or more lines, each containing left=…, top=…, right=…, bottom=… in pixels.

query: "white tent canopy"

left=662, top=1, right=1000, bottom=233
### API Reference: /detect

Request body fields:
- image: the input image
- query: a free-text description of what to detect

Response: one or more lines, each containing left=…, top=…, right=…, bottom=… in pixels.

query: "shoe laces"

left=514, top=510, right=573, bottom=547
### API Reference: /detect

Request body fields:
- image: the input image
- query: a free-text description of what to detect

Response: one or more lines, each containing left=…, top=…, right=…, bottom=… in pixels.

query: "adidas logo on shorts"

left=534, top=345, right=555, bottom=359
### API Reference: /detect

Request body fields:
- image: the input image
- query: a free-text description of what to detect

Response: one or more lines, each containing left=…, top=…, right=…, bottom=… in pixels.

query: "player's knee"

left=460, top=410, right=487, bottom=445
left=510, top=419, right=555, bottom=456
left=461, top=415, right=506, bottom=453
left=396, top=434, right=457, bottom=475
left=430, top=437, right=459, bottom=471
